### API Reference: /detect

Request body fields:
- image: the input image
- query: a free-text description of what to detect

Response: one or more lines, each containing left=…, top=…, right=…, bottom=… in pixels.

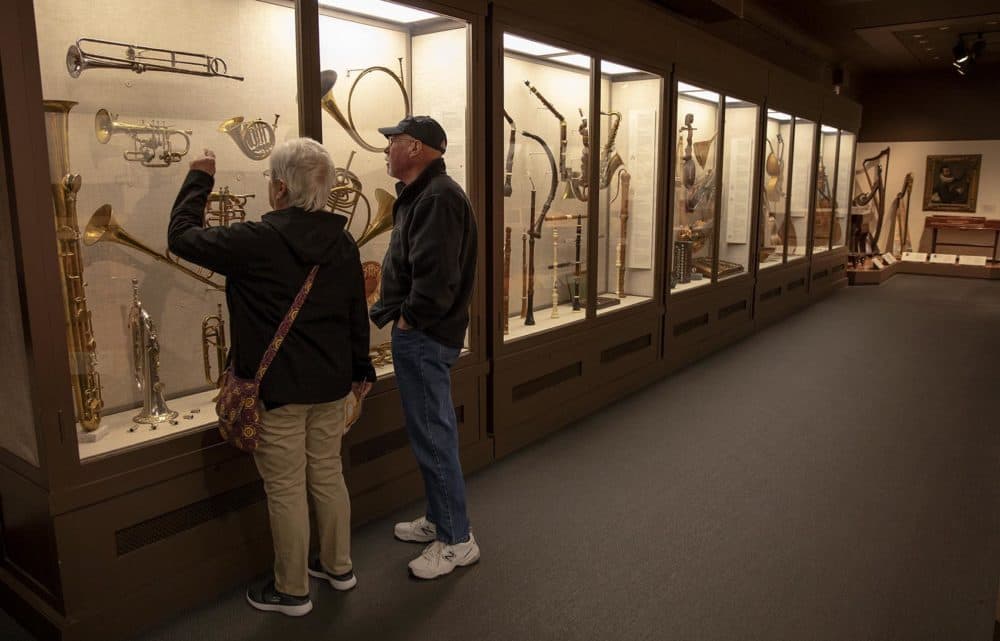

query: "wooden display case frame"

left=0, top=1, right=490, bottom=639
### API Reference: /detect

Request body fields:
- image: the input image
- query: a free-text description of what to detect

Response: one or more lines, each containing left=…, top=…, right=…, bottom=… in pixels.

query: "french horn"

left=205, top=187, right=254, bottom=228
left=67, top=37, right=243, bottom=81
left=320, top=61, right=410, bottom=153
left=219, top=115, right=278, bottom=160
left=95, top=108, right=191, bottom=168
left=355, top=188, right=396, bottom=248
left=328, top=151, right=370, bottom=233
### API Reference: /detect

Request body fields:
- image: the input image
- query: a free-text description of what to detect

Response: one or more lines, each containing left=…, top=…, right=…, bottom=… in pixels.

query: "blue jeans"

left=391, top=324, right=469, bottom=544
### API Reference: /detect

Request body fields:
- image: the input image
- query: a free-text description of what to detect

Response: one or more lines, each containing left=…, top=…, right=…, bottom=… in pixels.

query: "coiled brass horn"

left=96, top=108, right=192, bottom=167
left=327, top=151, right=371, bottom=234
left=320, top=61, right=410, bottom=153
left=205, top=187, right=254, bottom=228
left=219, top=115, right=278, bottom=160
left=66, top=38, right=244, bottom=81
left=83, top=204, right=223, bottom=290
left=355, top=188, right=396, bottom=248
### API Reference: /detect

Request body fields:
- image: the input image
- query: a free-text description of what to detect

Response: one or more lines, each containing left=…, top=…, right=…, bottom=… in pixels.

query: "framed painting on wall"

left=923, top=154, right=981, bottom=212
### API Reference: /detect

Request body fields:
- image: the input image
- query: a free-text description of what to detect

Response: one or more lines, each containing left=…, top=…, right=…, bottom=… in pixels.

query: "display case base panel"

left=77, top=389, right=218, bottom=459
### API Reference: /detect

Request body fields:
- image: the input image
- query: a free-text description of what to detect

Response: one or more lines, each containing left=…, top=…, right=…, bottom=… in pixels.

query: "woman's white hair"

left=268, top=137, right=336, bottom=211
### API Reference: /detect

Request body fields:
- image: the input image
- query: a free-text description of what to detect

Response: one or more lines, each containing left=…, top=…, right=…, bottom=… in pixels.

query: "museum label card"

left=882, top=253, right=897, bottom=265
left=929, top=253, right=958, bottom=264
left=901, top=251, right=927, bottom=262
left=958, top=255, right=988, bottom=266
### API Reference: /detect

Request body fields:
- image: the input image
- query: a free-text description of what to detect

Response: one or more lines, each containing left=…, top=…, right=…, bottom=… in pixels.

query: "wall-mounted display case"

left=833, top=130, right=856, bottom=250
left=499, top=33, right=662, bottom=341
left=670, top=82, right=759, bottom=293
left=787, top=116, right=815, bottom=261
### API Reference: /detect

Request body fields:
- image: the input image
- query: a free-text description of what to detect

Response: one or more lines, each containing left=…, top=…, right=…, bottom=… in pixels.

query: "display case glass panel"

left=833, top=130, right=855, bottom=250
left=501, top=34, right=591, bottom=341
left=319, top=4, right=471, bottom=367
left=759, top=109, right=790, bottom=269
left=594, top=60, right=662, bottom=316
left=717, top=96, right=758, bottom=281
left=787, top=117, right=815, bottom=261
left=33, top=0, right=470, bottom=460
left=671, top=82, right=720, bottom=293
left=811, top=124, right=839, bottom=253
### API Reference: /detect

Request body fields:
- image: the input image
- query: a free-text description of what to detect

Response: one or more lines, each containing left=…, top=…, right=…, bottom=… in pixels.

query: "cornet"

left=67, top=38, right=244, bottom=81
left=202, top=304, right=227, bottom=387
left=205, top=187, right=254, bottom=228
left=219, top=115, right=278, bottom=160
left=96, top=108, right=192, bottom=168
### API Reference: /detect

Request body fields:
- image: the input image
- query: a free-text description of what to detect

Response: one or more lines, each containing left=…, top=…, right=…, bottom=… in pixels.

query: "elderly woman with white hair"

left=168, top=138, right=375, bottom=616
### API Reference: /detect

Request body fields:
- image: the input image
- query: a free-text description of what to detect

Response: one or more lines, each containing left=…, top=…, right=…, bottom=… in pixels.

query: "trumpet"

left=320, top=61, right=410, bottom=153
left=67, top=37, right=243, bottom=81
left=202, top=304, right=227, bottom=387
left=96, top=108, right=191, bottom=168
left=83, top=204, right=223, bottom=290
left=205, top=187, right=254, bottom=228
left=219, top=115, right=278, bottom=160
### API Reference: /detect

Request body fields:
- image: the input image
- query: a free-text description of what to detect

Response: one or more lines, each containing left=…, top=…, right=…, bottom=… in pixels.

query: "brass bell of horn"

left=355, top=188, right=395, bottom=248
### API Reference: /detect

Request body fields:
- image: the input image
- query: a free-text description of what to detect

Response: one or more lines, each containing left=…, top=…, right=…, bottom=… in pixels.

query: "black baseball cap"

left=378, top=116, right=447, bottom=153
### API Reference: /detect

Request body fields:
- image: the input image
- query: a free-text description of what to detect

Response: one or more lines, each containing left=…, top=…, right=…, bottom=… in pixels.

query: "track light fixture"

left=951, top=32, right=990, bottom=75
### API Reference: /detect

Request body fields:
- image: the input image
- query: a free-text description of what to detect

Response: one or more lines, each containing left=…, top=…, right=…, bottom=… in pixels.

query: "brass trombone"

left=320, top=61, right=410, bottom=153
left=96, top=108, right=192, bottom=168
left=219, top=115, right=278, bottom=160
left=83, top=204, right=224, bottom=290
left=67, top=38, right=244, bottom=81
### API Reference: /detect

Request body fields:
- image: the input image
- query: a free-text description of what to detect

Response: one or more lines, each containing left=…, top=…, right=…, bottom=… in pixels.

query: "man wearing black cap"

left=370, top=115, right=479, bottom=579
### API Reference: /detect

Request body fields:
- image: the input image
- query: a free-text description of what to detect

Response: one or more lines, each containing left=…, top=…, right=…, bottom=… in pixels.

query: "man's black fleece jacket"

left=369, top=158, right=478, bottom=348
left=167, top=169, right=375, bottom=406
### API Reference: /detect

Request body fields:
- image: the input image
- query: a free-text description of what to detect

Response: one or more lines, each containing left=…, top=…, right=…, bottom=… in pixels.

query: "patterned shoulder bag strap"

left=254, top=265, right=320, bottom=382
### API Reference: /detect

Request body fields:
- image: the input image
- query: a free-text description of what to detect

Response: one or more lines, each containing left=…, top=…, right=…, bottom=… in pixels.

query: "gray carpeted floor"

left=3, top=274, right=999, bottom=641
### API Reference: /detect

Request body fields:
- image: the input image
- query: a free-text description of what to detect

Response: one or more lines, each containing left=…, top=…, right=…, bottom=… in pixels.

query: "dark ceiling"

left=653, top=0, right=1000, bottom=87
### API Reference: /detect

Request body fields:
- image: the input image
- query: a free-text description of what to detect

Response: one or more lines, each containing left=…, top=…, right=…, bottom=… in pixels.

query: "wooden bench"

left=924, top=215, right=1000, bottom=261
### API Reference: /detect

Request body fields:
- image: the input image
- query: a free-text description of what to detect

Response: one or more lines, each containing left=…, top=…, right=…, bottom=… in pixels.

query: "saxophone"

left=43, top=100, right=104, bottom=431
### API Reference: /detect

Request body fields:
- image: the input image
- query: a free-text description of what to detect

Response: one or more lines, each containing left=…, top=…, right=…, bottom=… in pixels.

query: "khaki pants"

left=253, top=396, right=352, bottom=596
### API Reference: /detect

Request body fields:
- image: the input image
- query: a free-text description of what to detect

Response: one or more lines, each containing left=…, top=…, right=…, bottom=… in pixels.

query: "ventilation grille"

left=718, top=299, right=747, bottom=320
left=831, top=263, right=845, bottom=273
left=812, top=269, right=829, bottom=281
left=349, top=405, right=464, bottom=466
left=760, top=286, right=781, bottom=301
left=512, top=363, right=582, bottom=401
left=787, top=278, right=806, bottom=291
left=673, top=313, right=709, bottom=336
left=116, top=482, right=264, bottom=556
left=601, top=334, right=651, bottom=363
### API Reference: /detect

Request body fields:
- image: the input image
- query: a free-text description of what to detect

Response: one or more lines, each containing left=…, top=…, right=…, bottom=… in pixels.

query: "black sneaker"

left=245, top=580, right=313, bottom=616
left=307, top=559, right=358, bottom=591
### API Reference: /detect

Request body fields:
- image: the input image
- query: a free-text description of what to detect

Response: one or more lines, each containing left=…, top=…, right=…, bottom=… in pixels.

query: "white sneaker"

left=408, top=533, right=480, bottom=580
left=394, top=515, right=437, bottom=543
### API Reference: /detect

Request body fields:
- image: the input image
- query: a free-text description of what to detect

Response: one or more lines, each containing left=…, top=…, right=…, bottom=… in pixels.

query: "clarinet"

left=616, top=170, right=631, bottom=298
left=551, top=227, right=560, bottom=319
left=525, top=188, right=537, bottom=326
left=502, top=110, right=516, bottom=198
left=521, top=130, right=558, bottom=238
left=520, top=232, right=527, bottom=318
left=572, top=214, right=582, bottom=311
left=503, top=226, right=511, bottom=334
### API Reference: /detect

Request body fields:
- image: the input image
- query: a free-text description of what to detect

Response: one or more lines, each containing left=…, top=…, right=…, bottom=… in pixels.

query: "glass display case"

left=670, top=82, right=758, bottom=291
left=759, top=109, right=791, bottom=270
left=833, top=130, right=856, bottom=251
left=811, top=124, right=840, bottom=253
left=671, top=82, right=720, bottom=293
left=34, top=0, right=470, bottom=460
left=717, top=95, right=759, bottom=282
left=594, top=59, right=662, bottom=316
left=787, top=116, right=815, bottom=261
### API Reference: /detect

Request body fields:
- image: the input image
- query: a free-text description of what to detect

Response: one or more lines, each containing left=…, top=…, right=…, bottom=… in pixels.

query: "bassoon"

left=503, top=226, right=511, bottom=334
left=502, top=110, right=516, bottom=198
left=525, top=187, right=537, bottom=326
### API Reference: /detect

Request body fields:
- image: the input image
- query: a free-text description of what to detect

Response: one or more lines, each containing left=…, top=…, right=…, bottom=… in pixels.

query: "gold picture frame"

left=923, top=154, right=981, bottom=212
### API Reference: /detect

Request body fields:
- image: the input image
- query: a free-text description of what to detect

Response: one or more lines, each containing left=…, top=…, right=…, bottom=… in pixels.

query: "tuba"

left=320, top=61, right=410, bottom=153
left=67, top=38, right=243, bottom=81
left=202, top=304, right=227, bottom=387
left=84, top=205, right=223, bottom=290
left=205, top=186, right=254, bottom=228
left=355, top=188, right=396, bottom=248
left=43, top=99, right=104, bottom=431
left=96, top=108, right=192, bottom=167
left=218, top=115, right=278, bottom=160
